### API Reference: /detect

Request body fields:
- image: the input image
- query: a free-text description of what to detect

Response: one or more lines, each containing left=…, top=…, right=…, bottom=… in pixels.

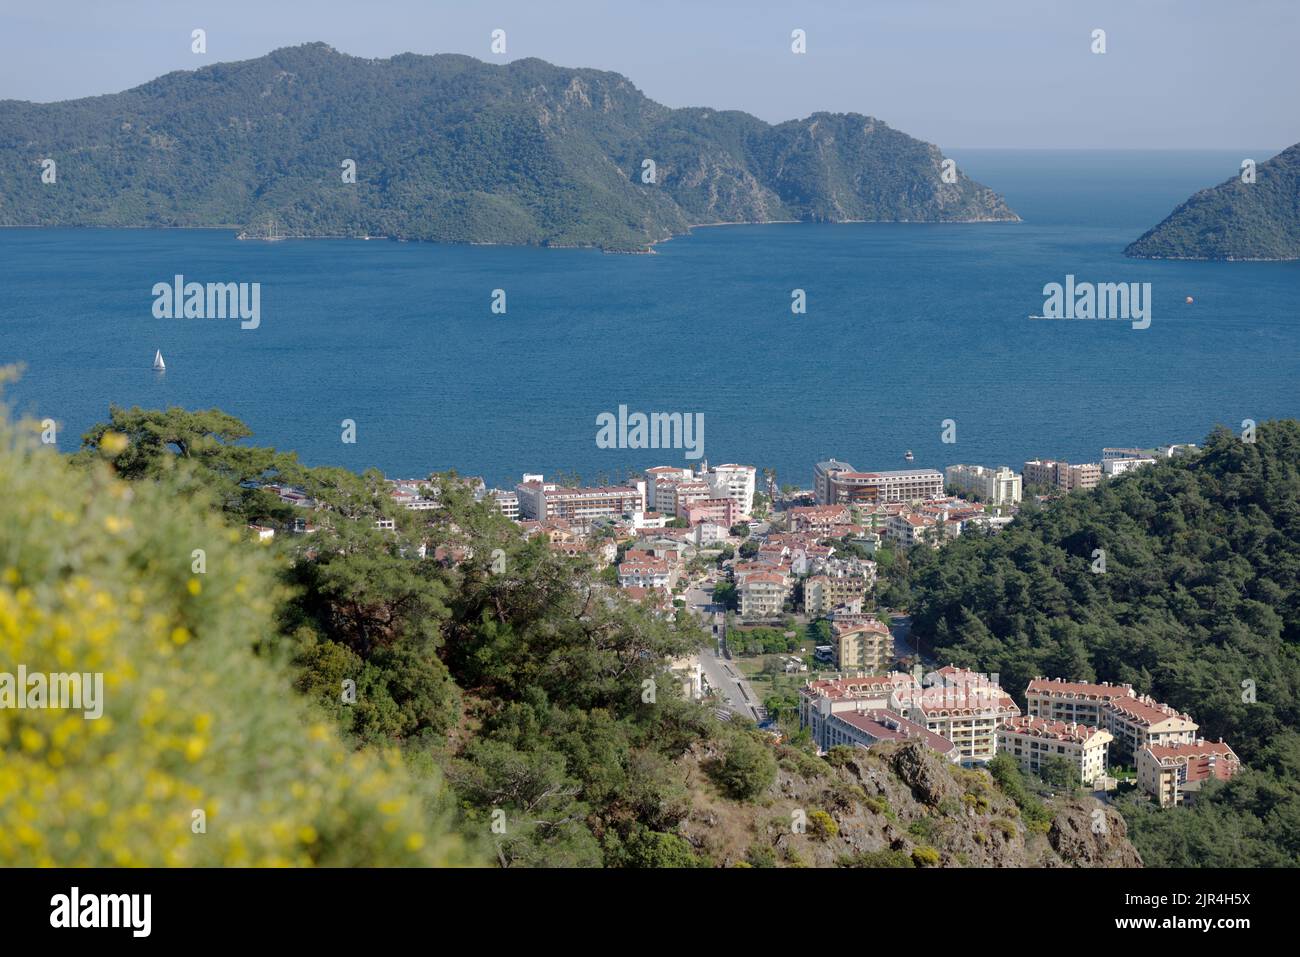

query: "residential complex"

left=1025, top=677, right=1198, bottom=759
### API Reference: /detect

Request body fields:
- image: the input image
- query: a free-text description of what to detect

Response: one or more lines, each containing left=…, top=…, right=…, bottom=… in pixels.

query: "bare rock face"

left=675, top=739, right=1143, bottom=868
left=1049, top=801, right=1145, bottom=868
left=888, top=742, right=962, bottom=808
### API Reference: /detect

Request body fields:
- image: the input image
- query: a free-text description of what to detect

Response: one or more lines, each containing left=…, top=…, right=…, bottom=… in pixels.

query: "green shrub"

left=911, top=845, right=941, bottom=867
left=0, top=417, right=468, bottom=866
left=807, top=809, right=838, bottom=840
left=711, top=732, right=778, bottom=801
left=838, top=848, right=914, bottom=868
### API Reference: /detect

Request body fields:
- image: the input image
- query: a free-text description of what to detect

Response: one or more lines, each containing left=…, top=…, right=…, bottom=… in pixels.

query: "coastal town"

left=251, top=441, right=1234, bottom=811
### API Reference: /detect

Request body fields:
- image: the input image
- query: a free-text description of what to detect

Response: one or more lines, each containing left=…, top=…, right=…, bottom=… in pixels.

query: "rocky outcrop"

left=1049, top=801, right=1145, bottom=868
left=675, top=740, right=1143, bottom=869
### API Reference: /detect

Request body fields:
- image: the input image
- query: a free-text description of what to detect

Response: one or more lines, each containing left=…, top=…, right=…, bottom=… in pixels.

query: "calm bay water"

left=2, top=150, right=1297, bottom=488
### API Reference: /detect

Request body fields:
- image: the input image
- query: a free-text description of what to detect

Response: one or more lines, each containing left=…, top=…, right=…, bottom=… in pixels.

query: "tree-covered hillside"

left=905, top=420, right=1300, bottom=865
left=1125, top=143, right=1300, bottom=260
left=0, top=43, right=1017, bottom=251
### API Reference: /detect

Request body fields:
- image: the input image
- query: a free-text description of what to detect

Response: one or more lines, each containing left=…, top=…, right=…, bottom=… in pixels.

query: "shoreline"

left=0, top=215, right=1026, bottom=255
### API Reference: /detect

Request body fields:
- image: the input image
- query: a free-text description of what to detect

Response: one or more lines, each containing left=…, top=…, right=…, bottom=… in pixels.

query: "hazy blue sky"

left=1, top=0, right=1296, bottom=149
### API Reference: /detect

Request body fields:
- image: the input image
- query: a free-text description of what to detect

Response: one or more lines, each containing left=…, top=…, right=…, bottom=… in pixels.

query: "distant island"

left=0, top=42, right=1018, bottom=251
left=1125, top=142, right=1300, bottom=261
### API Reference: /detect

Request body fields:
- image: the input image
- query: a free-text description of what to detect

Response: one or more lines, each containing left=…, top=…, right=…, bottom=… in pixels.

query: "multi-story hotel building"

left=1022, top=460, right=1102, bottom=492
left=1101, top=456, right=1156, bottom=477
left=814, top=460, right=945, bottom=505
left=1137, top=739, right=1241, bottom=807
left=787, top=504, right=852, bottom=534
left=671, top=480, right=713, bottom=516
left=831, top=618, right=894, bottom=672
left=515, top=478, right=643, bottom=524
left=1025, top=677, right=1136, bottom=727
left=997, top=716, right=1113, bottom=786
left=886, top=512, right=949, bottom=548
left=944, top=464, right=1023, bottom=505
left=680, top=496, right=736, bottom=527
left=1025, top=677, right=1198, bottom=760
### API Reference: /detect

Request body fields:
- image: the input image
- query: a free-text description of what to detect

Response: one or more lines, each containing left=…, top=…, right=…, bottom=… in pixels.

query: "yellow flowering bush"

left=0, top=414, right=470, bottom=866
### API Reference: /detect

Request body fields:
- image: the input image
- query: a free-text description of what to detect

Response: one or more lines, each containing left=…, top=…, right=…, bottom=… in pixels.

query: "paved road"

left=682, top=583, right=764, bottom=722
left=698, top=642, right=763, bottom=723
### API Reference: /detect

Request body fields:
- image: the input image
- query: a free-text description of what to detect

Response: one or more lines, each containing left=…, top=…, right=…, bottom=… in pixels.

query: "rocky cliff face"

left=676, top=740, right=1142, bottom=868
left=0, top=43, right=1018, bottom=250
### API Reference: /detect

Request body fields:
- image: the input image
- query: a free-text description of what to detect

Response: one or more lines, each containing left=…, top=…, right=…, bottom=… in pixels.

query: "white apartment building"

left=489, top=489, right=520, bottom=520
left=997, top=716, right=1113, bottom=786
left=1102, top=457, right=1156, bottom=477
left=644, top=466, right=694, bottom=513
left=1025, top=677, right=1198, bottom=760
left=1137, top=739, right=1240, bottom=807
left=707, top=464, right=756, bottom=517
left=515, top=478, right=643, bottom=525
left=944, top=464, right=1023, bottom=505
left=618, top=558, right=671, bottom=589
left=738, top=572, right=788, bottom=619
left=892, top=668, right=1022, bottom=765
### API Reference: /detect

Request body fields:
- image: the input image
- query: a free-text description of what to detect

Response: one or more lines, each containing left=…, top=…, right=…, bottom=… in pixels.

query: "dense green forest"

left=0, top=43, right=1017, bottom=251
left=903, top=420, right=1300, bottom=865
left=1125, top=142, right=1300, bottom=260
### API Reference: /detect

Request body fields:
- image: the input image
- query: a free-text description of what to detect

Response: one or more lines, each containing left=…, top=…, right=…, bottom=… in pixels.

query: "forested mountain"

left=0, top=42, right=1017, bottom=250
left=903, top=420, right=1300, bottom=866
left=1125, top=143, right=1300, bottom=260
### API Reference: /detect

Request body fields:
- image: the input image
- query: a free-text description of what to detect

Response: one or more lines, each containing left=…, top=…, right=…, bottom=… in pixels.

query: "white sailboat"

left=152, top=349, right=166, bottom=372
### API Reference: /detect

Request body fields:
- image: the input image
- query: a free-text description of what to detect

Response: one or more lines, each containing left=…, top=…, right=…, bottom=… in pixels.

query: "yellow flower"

left=99, top=431, right=129, bottom=455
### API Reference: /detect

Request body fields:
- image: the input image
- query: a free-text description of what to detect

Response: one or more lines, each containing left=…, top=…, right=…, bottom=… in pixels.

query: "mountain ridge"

left=1125, top=142, right=1300, bottom=260
left=0, top=42, right=1019, bottom=251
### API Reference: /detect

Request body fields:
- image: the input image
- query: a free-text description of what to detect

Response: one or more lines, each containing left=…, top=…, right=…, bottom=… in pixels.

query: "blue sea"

left=2, top=150, right=1297, bottom=489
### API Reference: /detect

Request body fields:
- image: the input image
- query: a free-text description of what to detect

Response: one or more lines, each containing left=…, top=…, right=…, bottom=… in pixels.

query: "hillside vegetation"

left=0, top=43, right=1018, bottom=251
left=1125, top=143, right=1300, bottom=260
